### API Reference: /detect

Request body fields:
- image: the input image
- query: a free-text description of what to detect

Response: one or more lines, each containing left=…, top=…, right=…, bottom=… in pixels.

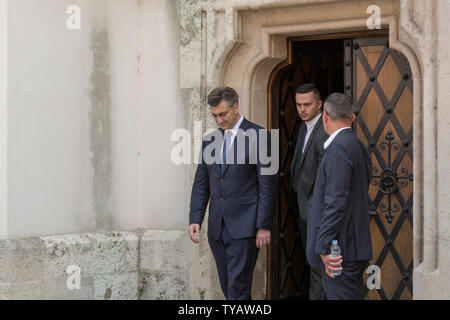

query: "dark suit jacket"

left=189, top=118, right=276, bottom=240
left=306, top=129, right=373, bottom=268
left=290, top=115, right=328, bottom=221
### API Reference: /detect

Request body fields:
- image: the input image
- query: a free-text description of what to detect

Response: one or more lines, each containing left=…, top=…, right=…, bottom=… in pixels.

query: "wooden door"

left=349, top=37, right=414, bottom=300
left=269, top=34, right=413, bottom=300
left=269, top=39, right=343, bottom=299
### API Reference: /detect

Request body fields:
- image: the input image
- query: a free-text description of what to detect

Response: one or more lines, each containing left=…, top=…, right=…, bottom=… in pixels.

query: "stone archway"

left=183, top=0, right=439, bottom=299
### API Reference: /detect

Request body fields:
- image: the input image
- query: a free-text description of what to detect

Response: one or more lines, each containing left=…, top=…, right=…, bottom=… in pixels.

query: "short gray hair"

left=324, top=93, right=353, bottom=121
left=207, top=87, right=239, bottom=107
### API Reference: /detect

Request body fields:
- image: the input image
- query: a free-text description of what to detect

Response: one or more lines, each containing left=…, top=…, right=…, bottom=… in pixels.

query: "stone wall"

left=0, top=230, right=189, bottom=300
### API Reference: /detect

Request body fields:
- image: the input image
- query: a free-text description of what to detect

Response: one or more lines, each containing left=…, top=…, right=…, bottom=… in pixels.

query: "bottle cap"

left=332, top=240, right=338, bottom=245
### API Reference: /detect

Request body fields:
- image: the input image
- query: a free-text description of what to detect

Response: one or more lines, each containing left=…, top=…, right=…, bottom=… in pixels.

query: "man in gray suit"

left=306, top=93, right=372, bottom=300
left=290, top=83, right=328, bottom=300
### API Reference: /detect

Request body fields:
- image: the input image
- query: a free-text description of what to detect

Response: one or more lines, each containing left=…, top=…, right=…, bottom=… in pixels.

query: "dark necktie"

left=293, top=124, right=307, bottom=184
left=301, top=124, right=308, bottom=153
left=297, top=124, right=307, bottom=161
left=221, top=132, right=228, bottom=174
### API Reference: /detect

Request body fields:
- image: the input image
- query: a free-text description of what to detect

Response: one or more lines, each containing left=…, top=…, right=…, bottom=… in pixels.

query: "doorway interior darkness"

left=268, top=38, right=345, bottom=300
left=268, top=30, right=414, bottom=300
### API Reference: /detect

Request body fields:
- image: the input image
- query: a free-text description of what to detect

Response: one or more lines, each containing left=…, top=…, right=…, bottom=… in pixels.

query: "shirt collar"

left=305, top=112, right=322, bottom=131
left=230, top=115, right=244, bottom=135
left=323, top=127, right=351, bottom=150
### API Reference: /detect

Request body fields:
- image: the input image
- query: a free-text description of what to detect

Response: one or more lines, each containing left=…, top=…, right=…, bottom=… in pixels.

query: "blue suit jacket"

left=189, top=118, right=276, bottom=240
left=306, top=129, right=373, bottom=267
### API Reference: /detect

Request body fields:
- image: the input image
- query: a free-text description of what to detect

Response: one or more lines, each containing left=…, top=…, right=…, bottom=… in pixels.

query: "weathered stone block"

left=139, top=271, right=188, bottom=300
left=47, top=276, right=95, bottom=300
left=0, top=277, right=95, bottom=300
left=0, top=283, right=9, bottom=300
left=94, top=271, right=139, bottom=300
left=0, top=238, right=45, bottom=283
left=42, top=231, right=139, bottom=279
left=0, top=229, right=194, bottom=300
left=140, top=230, right=188, bottom=273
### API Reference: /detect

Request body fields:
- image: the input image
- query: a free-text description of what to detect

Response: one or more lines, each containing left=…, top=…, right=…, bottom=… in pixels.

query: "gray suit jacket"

left=290, top=115, right=328, bottom=221
left=306, top=129, right=373, bottom=268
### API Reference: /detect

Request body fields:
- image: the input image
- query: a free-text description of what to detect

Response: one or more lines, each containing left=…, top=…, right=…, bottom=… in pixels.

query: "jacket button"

left=220, top=198, right=223, bottom=202
left=219, top=179, right=223, bottom=182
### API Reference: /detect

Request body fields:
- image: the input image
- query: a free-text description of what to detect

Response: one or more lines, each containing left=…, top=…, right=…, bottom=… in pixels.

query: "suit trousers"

left=298, top=217, right=327, bottom=300
left=208, top=219, right=259, bottom=300
left=322, top=260, right=368, bottom=300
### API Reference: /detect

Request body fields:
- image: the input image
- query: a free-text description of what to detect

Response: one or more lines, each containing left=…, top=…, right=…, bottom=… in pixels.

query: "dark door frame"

left=266, top=29, right=390, bottom=300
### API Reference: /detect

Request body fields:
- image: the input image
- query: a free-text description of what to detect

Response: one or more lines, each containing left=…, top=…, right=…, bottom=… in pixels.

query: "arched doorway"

left=268, top=31, right=414, bottom=300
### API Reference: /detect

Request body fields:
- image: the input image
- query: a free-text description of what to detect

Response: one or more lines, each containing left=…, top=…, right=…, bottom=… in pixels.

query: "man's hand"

left=320, top=254, right=343, bottom=278
left=256, top=229, right=271, bottom=248
left=189, top=224, right=201, bottom=244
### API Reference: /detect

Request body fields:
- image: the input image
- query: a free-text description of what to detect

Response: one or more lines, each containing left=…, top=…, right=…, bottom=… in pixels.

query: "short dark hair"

left=207, top=87, right=239, bottom=107
left=324, top=93, right=353, bottom=121
left=296, top=83, right=321, bottom=101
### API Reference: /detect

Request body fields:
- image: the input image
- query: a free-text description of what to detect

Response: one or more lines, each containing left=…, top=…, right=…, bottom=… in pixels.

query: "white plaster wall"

left=109, top=0, right=185, bottom=231
left=108, top=0, right=139, bottom=230
left=109, top=0, right=186, bottom=230
left=3, top=0, right=185, bottom=238
left=6, top=0, right=96, bottom=238
left=134, top=0, right=185, bottom=230
left=0, top=0, right=7, bottom=239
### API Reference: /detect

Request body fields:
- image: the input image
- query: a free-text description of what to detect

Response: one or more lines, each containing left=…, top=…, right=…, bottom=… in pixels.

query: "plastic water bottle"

left=330, top=240, right=342, bottom=276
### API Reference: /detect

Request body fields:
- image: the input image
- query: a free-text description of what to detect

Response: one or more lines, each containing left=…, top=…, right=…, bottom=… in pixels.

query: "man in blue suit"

left=189, top=87, right=276, bottom=300
left=306, top=93, right=372, bottom=300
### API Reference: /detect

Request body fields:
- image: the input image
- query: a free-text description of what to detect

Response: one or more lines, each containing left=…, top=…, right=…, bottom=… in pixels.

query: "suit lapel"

left=292, top=123, right=307, bottom=182
left=299, top=115, right=323, bottom=167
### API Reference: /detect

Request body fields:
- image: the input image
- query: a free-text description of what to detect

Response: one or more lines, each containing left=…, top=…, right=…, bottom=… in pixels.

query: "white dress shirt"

left=221, top=115, right=244, bottom=158
left=323, top=127, right=352, bottom=150
left=302, top=112, right=322, bottom=154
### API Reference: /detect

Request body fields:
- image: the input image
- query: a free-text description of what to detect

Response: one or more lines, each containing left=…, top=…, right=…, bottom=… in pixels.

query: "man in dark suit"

left=290, top=83, right=328, bottom=300
left=306, top=92, right=373, bottom=300
left=188, top=87, right=276, bottom=300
